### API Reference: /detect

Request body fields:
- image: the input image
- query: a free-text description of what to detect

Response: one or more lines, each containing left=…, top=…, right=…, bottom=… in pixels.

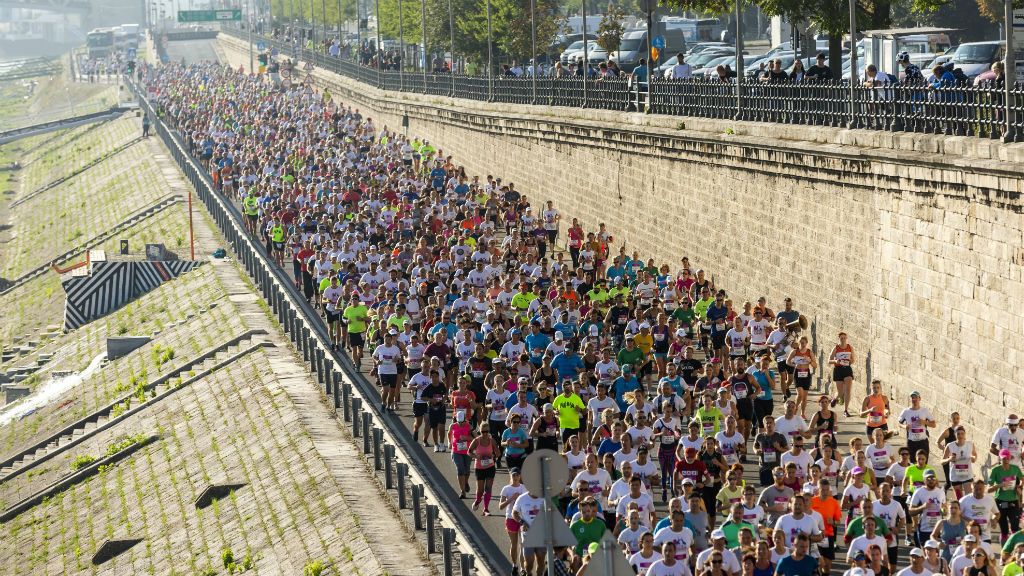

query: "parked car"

left=560, top=40, right=597, bottom=65
left=684, top=41, right=729, bottom=57
left=947, top=41, right=1004, bottom=81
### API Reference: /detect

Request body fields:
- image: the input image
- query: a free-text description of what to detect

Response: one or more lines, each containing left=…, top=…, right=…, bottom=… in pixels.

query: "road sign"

left=177, top=9, right=242, bottom=22
left=521, top=507, right=577, bottom=548
left=256, top=41, right=266, bottom=51
left=582, top=533, right=634, bottom=576
left=520, top=449, right=569, bottom=497
left=651, top=35, right=665, bottom=50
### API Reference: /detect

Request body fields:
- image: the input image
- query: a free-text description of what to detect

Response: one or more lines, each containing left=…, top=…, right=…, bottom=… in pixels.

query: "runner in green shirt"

left=569, top=499, right=606, bottom=556
left=342, top=295, right=369, bottom=365
left=552, top=387, right=585, bottom=438
left=990, top=449, right=1024, bottom=543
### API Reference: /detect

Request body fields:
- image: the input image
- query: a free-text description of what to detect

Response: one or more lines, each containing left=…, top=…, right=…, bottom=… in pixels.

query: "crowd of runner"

left=139, top=61, right=1024, bottom=576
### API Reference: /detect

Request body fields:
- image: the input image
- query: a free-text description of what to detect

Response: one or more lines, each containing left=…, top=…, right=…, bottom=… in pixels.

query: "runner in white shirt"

left=652, top=510, right=694, bottom=563
left=773, top=495, right=822, bottom=547
left=991, top=414, right=1024, bottom=468
left=644, top=541, right=693, bottom=576
left=958, top=479, right=1000, bottom=543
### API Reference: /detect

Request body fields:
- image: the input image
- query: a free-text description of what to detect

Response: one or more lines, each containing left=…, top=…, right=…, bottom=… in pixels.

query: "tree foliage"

left=457, top=0, right=566, bottom=61
left=596, top=4, right=627, bottom=53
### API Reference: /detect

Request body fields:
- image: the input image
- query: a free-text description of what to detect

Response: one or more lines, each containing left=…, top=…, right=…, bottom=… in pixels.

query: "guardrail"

left=127, top=76, right=506, bottom=576
left=226, top=27, right=1024, bottom=141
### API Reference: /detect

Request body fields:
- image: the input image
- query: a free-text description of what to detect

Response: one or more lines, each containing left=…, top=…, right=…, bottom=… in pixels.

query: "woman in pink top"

left=469, top=422, right=500, bottom=515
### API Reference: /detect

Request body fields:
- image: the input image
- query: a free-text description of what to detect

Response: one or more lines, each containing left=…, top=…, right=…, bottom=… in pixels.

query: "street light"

left=399, top=0, right=405, bottom=88
left=530, top=0, right=536, bottom=103
left=420, top=0, right=427, bottom=91
left=486, top=0, right=492, bottom=100
left=1002, top=0, right=1017, bottom=142
left=447, top=0, right=455, bottom=95
left=848, top=0, right=857, bottom=128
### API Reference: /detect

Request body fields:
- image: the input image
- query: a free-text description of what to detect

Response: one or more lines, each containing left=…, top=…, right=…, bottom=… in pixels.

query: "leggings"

left=998, top=500, right=1021, bottom=539
left=658, top=446, right=677, bottom=494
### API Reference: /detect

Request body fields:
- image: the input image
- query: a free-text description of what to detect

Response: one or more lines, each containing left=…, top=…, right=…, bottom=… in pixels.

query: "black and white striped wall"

left=61, top=261, right=203, bottom=331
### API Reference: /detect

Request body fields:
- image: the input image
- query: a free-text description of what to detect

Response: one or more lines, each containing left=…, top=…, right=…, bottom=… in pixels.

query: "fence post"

left=362, top=412, right=372, bottom=454
left=384, top=444, right=395, bottom=489
left=442, top=527, right=455, bottom=576
left=351, top=397, right=361, bottom=436
left=413, top=484, right=423, bottom=529
left=373, top=427, right=383, bottom=469
left=397, top=463, right=408, bottom=508
left=332, top=372, right=341, bottom=408
left=426, top=504, right=438, bottom=553
left=342, top=383, right=351, bottom=421
left=324, top=358, right=334, bottom=395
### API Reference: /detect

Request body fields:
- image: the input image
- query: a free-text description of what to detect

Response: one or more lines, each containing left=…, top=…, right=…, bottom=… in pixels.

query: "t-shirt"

left=755, top=432, right=787, bottom=468
left=570, top=517, right=606, bottom=555
left=628, top=550, right=663, bottom=574
left=773, top=513, right=821, bottom=546
left=848, top=534, right=888, bottom=560
left=758, top=485, right=795, bottom=525
left=909, top=487, right=946, bottom=531
left=990, top=464, right=1023, bottom=501
left=644, top=559, right=692, bottom=576
left=960, top=494, right=999, bottom=540
left=499, top=483, right=527, bottom=519
left=343, top=304, right=369, bottom=333
left=652, top=526, right=694, bottom=562
left=571, top=469, right=612, bottom=498
left=552, top=393, right=585, bottom=429
left=775, top=554, right=818, bottom=576
left=502, top=427, right=529, bottom=456
left=616, top=492, right=656, bottom=527
left=372, top=344, right=402, bottom=375
left=898, top=407, right=934, bottom=442
left=511, top=493, right=544, bottom=529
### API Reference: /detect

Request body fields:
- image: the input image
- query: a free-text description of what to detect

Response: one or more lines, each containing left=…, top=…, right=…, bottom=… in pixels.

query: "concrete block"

left=107, top=336, right=152, bottom=360
left=2, top=385, right=30, bottom=404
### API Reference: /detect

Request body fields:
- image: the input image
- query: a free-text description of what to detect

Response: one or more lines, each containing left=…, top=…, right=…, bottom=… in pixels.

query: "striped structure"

left=61, top=261, right=203, bottom=330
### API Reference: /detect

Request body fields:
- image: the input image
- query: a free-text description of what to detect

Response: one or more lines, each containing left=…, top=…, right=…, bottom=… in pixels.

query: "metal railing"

left=227, top=27, right=1024, bottom=141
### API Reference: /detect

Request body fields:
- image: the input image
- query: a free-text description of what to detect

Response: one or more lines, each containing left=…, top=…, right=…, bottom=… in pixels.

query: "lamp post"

left=375, top=0, right=382, bottom=84
left=486, top=0, right=492, bottom=100
left=848, top=0, right=857, bottom=128
left=399, top=0, right=405, bottom=88
left=420, top=0, right=427, bottom=91
left=1002, top=0, right=1017, bottom=142
left=733, top=0, right=742, bottom=119
left=530, top=0, right=537, bottom=103
left=581, top=0, right=588, bottom=106
left=447, top=0, right=455, bottom=95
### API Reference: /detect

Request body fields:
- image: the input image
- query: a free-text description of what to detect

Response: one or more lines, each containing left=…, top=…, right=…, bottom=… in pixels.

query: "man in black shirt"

left=806, top=53, right=833, bottom=82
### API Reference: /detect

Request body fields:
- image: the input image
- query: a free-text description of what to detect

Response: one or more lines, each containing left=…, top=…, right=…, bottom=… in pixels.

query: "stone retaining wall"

left=220, top=35, right=1024, bottom=458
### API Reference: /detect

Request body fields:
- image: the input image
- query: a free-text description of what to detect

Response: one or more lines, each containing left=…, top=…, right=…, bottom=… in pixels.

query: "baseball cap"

left=639, top=322, right=651, bottom=329
left=711, top=529, right=726, bottom=540
left=924, top=539, right=941, bottom=549
left=554, top=331, right=564, bottom=340
left=675, top=329, right=686, bottom=337
left=910, top=390, right=920, bottom=397
left=1000, top=448, right=1013, bottom=459
left=923, top=469, right=937, bottom=478
left=909, top=548, right=924, bottom=558
left=964, top=534, right=978, bottom=542
left=509, top=467, right=521, bottom=475
left=852, top=550, right=866, bottom=561
left=681, top=478, right=695, bottom=486
left=455, top=410, right=467, bottom=422
left=1009, top=415, right=1020, bottom=425
left=851, top=466, right=864, bottom=475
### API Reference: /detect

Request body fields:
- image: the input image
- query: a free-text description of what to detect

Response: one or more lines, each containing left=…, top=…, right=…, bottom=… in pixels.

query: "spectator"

left=806, top=53, right=833, bottom=82
left=669, top=53, right=692, bottom=80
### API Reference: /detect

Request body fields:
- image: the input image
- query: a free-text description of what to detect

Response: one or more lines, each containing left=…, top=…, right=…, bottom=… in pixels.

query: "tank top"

left=948, top=441, right=974, bottom=482
left=474, top=439, right=496, bottom=469
left=814, top=410, right=837, bottom=447
left=450, top=422, right=472, bottom=454
left=753, top=370, right=773, bottom=400
left=939, top=518, right=966, bottom=560
left=833, top=344, right=853, bottom=366
left=865, top=395, right=888, bottom=427
left=730, top=375, right=751, bottom=400
left=791, top=349, right=813, bottom=377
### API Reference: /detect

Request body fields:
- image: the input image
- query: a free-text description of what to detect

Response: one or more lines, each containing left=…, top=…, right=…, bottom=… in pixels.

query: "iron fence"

left=228, top=28, right=1024, bottom=141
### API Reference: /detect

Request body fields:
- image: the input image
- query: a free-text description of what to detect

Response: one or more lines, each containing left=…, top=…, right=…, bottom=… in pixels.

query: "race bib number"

left=456, top=441, right=468, bottom=451
left=478, top=458, right=493, bottom=468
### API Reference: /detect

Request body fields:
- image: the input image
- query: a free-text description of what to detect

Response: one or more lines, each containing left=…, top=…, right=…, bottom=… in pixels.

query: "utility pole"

left=1002, top=0, right=1017, bottom=142
left=848, top=0, right=858, bottom=128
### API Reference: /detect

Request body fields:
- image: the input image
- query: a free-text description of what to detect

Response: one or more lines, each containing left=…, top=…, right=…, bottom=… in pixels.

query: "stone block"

left=107, top=336, right=152, bottom=360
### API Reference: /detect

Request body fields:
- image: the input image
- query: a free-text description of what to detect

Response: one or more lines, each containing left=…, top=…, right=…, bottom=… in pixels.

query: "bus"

left=86, top=28, right=115, bottom=58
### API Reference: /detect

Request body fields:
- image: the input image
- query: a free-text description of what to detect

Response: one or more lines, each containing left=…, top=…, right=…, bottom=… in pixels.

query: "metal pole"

left=646, top=2, right=652, bottom=111
left=530, top=0, right=537, bottom=103
left=310, top=0, right=317, bottom=54
left=1003, top=0, right=1017, bottom=143
left=447, top=0, right=455, bottom=95
left=486, top=0, right=493, bottom=99
left=541, top=456, right=555, bottom=576
left=356, top=0, right=361, bottom=59
left=399, top=0, right=405, bottom=88
left=734, top=0, right=742, bottom=119
left=322, top=0, right=328, bottom=50
left=581, top=0, right=588, bottom=106
left=188, top=191, right=195, bottom=260
left=848, top=0, right=857, bottom=128
left=375, top=0, right=382, bottom=84
left=249, top=0, right=255, bottom=73
left=421, top=0, right=427, bottom=90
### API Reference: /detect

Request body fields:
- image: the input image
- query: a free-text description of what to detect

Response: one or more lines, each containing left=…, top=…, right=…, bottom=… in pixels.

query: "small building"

left=861, top=27, right=955, bottom=77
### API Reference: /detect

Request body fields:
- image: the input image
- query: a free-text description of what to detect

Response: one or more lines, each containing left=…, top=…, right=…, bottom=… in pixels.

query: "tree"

left=596, top=4, right=627, bottom=53
left=459, top=0, right=566, bottom=63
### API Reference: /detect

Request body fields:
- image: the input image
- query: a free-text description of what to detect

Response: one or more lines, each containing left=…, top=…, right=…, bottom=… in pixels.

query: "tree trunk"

left=828, top=34, right=842, bottom=79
